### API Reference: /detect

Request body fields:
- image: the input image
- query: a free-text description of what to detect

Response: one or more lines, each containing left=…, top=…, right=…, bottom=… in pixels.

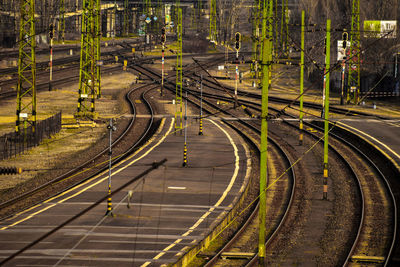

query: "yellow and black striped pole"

left=199, top=118, right=203, bottom=135
left=183, top=89, right=188, bottom=167
left=183, top=142, right=188, bottom=167
left=106, top=119, right=116, bottom=215
left=106, top=185, right=112, bottom=215
left=323, top=19, right=331, bottom=200
left=199, top=74, right=203, bottom=135
left=299, top=10, right=304, bottom=146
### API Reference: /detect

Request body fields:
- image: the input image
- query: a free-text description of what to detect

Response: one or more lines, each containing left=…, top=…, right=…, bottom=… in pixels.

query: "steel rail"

left=215, top=90, right=397, bottom=266
left=0, top=82, right=158, bottom=219
left=134, top=63, right=297, bottom=266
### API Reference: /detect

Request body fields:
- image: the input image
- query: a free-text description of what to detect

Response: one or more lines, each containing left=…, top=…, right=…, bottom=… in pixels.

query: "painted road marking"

left=0, top=119, right=173, bottom=230
left=141, top=119, right=241, bottom=266
left=167, top=187, right=186, bottom=190
left=337, top=121, right=400, bottom=169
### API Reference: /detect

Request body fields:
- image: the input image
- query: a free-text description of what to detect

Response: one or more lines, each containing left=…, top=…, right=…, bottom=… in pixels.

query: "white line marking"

left=167, top=187, right=187, bottom=190
left=142, top=119, right=241, bottom=266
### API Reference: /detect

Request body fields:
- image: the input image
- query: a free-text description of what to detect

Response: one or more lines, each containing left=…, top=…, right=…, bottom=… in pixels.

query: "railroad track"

left=0, top=81, right=159, bottom=220
left=200, top=84, right=398, bottom=265
left=130, top=62, right=299, bottom=266
left=194, top=79, right=398, bottom=264
left=132, top=62, right=398, bottom=265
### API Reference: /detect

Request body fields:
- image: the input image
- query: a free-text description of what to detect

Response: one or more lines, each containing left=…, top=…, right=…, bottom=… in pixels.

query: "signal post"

left=161, top=27, right=166, bottom=96
left=234, top=32, right=241, bottom=108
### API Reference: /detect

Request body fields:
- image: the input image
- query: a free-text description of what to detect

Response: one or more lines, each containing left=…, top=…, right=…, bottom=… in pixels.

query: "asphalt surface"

left=0, top=117, right=250, bottom=266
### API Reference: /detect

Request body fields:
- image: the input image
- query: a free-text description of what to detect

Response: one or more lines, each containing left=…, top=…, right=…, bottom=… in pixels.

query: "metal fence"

left=0, top=112, right=62, bottom=160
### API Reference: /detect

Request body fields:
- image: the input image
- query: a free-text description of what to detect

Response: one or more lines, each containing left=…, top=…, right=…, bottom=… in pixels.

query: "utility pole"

left=16, top=0, right=36, bottom=133
left=259, top=0, right=273, bottom=265
left=347, top=0, right=361, bottom=104
left=183, top=89, right=188, bottom=167
left=280, top=0, right=289, bottom=56
left=106, top=119, right=116, bottom=216
left=145, top=0, right=151, bottom=33
left=234, top=32, right=241, bottom=108
left=197, top=0, right=202, bottom=30
left=95, top=0, right=101, bottom=98
left=323, top=19, right=331, bottom=200
left=252, top=0, right=261, bottom=79
left=199, top=74, right=203, bottom=135
left=209, top=0, right=217, bottom=43
left=340, top=32, right=348, bottom=105
left=175, top=7, right=183, bottom=132
left=299, top=10, right=304, bottom=145
left=77, top=0, right=97, bottom=117
left=123, top=0, right=129, bottom=36
left=49, top=24, right=54, bottom=91
left=161, top=27, right=166, bottom=96
left=59, top=0, right=65, bottom=44
left=113, top=0, right=117, bottom=38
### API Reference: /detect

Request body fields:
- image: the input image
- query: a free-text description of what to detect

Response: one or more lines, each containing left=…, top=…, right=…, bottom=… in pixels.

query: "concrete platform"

left=0, top=117, right=251, bottom=266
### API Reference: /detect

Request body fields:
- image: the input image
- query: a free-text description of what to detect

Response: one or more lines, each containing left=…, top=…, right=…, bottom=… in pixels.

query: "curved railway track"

left=196, top=80, right=397, bottom=265
left=0, top=81, right=159, bottom=220
left=201, top=82, right=397, bottom=265
left=132, top=62, right=397, bottom=265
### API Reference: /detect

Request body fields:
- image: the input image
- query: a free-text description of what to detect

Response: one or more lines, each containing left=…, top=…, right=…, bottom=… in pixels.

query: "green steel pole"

left=96, top=0, right=101, bottom=98
left=124, top=0, right=128, bottom=36
left=251, top=0, right=258, bottom=78
left=347, top=0, right=360, bottom=104
left=323, top=19, right=331, bottom=200
left=60, top=0, right=65, bottom=44
left=299, top=10, right=304, bottom=145
left=209, top=0, right=216, bottom=42
left=259, top=0, right=271, bottom=264
left=16, top=0, right=36, bottom=133
left=175, top=7, right=183, bottom=132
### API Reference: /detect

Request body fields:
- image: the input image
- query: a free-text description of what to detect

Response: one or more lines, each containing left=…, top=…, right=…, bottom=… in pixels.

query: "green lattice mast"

left=16, top=0, right=36, bottom=133
left=209, top=0, right=217, bottom=42
left=175, top=6, right=183, bottom=132
left=252, top=0, right=261, bottom=78
left=95, top=0, right=101, bottom=98
left=59, top=0, right=65, bottom=44
left=280, top=0, right=289, bottom=57
left=123, top=0, right=129, bottom=36
left=77, top=0, right=97, bottom=116
left=347, top=0, right=361, bottom=104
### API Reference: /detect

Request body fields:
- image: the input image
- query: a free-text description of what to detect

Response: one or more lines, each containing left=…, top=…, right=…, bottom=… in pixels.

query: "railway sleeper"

left=220, top=252, right=256, bottom=260
left=350, top=255, right=385, bottom=263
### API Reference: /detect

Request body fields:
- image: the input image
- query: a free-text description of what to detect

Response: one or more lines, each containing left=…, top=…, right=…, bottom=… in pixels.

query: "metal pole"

left=183, top=89, right=188, bottom=167
left=235, top=50, right=238, bottom=108
left=340, top=57, right=346, bottom=105
left=259, top=0, right=271, bottom=265
left=49, top=24, right=54, bottom=91
left=199, top=74, right=203, bottom=135
left=299, top=10, right=304, bottom=145
left=161, top=42, right=164, bottom=96
left=96, top=0, right=101, bottom=98
left=106, top=119, right=116, bottom=215
left=323, top=19, right=331, bottom=200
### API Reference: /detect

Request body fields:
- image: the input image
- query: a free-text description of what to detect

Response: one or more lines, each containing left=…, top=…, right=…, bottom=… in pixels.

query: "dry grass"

left=0, top=71, right=136, bottom=191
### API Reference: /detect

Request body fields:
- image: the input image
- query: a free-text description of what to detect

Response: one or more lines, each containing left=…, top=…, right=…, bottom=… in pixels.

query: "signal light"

left=49, top=24, right=54, bottom=39
left=161, top=27, right=166, bottom=44
left=235, top=32, right=241, bottom=50
left=342, top=32, right=348, bottom=49
left=0, top=167, right=22, bottom=175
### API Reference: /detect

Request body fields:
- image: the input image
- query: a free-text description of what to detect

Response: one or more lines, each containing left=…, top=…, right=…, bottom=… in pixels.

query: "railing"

left=0, top=112, right=62, bottom=160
